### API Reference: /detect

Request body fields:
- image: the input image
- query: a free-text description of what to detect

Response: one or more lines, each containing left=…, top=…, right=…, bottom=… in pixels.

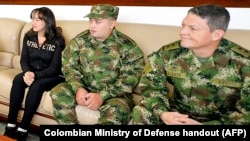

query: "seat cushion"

left=75, top=105, right=100, bottom=125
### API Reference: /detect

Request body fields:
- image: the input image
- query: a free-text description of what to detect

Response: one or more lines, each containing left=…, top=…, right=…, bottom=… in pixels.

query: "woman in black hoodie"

left=4, top=7, right=65, bottom=141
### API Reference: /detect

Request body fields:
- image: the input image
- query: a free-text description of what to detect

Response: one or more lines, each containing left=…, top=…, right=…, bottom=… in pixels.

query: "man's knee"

left=50, top=82, right=68, bottom=96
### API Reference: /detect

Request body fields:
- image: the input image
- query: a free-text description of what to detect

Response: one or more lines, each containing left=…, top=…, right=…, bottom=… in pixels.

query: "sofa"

left=0, top=18, right=250, bottom=127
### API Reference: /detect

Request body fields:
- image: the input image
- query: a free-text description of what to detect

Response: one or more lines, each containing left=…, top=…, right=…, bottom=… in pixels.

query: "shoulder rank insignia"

left=162, top=40, right=180, bottom=51
left=231, top=45, right=250, bottom=58
left=142, top=62, right=153, bottom=76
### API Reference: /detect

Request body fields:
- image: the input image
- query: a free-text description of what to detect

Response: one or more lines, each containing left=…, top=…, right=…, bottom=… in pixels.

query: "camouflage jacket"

left=139, top=39, right=250, bottom=124
left=62, top=28, right=145, bottom=101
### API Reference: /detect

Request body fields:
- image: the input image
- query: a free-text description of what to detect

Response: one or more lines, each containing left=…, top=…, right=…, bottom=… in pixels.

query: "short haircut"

left=188, top=4, right=230, bottom=32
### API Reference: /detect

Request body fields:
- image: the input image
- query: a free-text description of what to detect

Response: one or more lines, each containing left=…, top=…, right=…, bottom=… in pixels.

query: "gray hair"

left=188, top=4, right=230, bottom=32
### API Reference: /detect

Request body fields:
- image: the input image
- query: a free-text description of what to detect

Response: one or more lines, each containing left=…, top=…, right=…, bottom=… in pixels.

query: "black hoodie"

left=20, top=33, right=65, bottom=79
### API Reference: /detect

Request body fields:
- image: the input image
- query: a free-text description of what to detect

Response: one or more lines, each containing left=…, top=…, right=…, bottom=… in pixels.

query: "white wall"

left=0, top=5, right=250, bottom=30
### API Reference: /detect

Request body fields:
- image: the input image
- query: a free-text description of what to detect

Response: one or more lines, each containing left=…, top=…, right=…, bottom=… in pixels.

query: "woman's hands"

left=23, top=71, right=35, bottom=86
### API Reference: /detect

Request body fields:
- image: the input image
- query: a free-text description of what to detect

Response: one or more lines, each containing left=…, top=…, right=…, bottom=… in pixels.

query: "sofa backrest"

left=225, top=29, right=250, bottom=50
left=20, top=21, right=181, bottom=58
left=0, top=18, right=25, bottom=70
left=20, top=20, right=250, bottom=60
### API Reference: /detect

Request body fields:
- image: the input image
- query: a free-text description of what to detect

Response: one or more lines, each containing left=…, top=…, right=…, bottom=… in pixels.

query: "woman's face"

left=31, top=12, right=46, bottom=33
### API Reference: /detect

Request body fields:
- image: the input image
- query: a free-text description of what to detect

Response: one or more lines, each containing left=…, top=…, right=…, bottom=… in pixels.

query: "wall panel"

left=0, top=0, right=249, bottom=7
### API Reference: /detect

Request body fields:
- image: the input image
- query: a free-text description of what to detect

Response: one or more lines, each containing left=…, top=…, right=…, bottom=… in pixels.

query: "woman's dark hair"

left=28, top=7, right=63, bottom=40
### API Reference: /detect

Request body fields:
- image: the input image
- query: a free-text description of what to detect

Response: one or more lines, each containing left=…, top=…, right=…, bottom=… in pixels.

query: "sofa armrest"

left=12, top=55, right=21, bottom=70
left=0, top=52, right=14, bottom=69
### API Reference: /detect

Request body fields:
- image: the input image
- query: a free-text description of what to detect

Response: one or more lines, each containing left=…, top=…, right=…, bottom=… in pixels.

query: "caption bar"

left=39, top=125, right=249, bottom=140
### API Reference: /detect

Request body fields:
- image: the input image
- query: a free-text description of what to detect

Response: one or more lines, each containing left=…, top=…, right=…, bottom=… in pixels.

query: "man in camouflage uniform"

left=50, top=4, right=145, bottom=124
left=132, top=4, right=250, bottom=125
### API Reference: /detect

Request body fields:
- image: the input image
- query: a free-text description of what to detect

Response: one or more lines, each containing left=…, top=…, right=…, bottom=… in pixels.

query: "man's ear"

left=110, top=20, right=117, bottom=29
left=212, top=29, right=225, bottom=41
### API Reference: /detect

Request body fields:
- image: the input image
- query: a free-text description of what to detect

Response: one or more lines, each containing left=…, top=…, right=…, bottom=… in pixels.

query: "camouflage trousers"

left=50, top=82, right=133, bottom=125
left=132, top=105, right=162, bottom=125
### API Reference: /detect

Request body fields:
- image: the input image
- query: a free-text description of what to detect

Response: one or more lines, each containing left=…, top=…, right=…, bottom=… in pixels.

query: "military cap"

left=84, top=4, right=119, bottom=19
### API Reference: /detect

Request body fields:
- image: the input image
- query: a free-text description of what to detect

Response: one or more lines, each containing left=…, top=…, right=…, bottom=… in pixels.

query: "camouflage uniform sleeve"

left=223, top=44, right=250, bottom=124
left=205, top=41, right=250, bottom=125
left=99, top=42, right=145, bottom=101
left=139, top=50, right=170, bottom=120
left=61, top=38, right=83, bottom=93
left=238, top=64, right=250, bottom=123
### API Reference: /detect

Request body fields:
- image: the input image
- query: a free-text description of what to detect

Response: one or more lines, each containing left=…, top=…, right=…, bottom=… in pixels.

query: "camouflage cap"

left=84, top=4, right=119, bottom=19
